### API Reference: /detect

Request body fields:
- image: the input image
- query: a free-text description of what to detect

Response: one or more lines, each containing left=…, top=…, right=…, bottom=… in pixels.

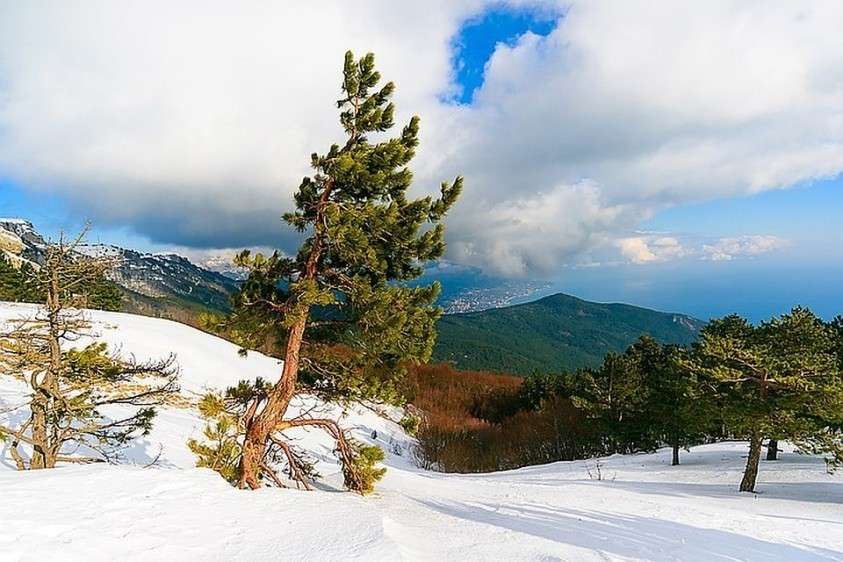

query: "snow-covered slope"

left=1, top=302, right=842, bottom=561
left=0, top=302, right=412, bottom=477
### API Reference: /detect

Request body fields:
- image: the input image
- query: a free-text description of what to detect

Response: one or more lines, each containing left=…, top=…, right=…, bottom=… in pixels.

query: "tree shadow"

left=587, top=479, right=843, bottom=506
left=0, top=401, right=34, bottom=469
left=111, top=437, right=179, bottom=469
left=0, top=397, right=180, bottom=469
left=415, top=498, right=843, bottom=561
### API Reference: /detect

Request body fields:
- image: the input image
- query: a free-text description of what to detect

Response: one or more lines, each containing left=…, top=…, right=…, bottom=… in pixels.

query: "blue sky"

left=450, top=7, right=559, bottom=104
left=0, top=179, right=148, bottom=249
left=1, top=3, right=840, bottom=322
left=556, top=174, right=843, bottom=321
left=644, top=176, right=843, bottom=248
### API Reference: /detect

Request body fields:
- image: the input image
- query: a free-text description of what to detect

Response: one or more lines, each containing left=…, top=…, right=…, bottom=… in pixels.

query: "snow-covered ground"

left=1, top=302, right=841, bottom=561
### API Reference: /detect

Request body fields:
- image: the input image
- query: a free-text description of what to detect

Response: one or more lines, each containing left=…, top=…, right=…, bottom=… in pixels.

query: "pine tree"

left=187, top=393, right=244, bottom=484
left=688, top=308, right=843, bottom=492
left=0, top=254, right=23, bottom=300
left=831, top=316, right=843, bottom=371
left=196, top=51, right=461, bottom=492
left=571, top=348, right=653, bottom=455
left=635, top=337, right=712, bottom=466
left=82, top=273, right=124, bottom=312
left=0, top=230, right=177, bottom=469
left=793, top=315, right=843, bottom=470
left=0, top=254, right=39, bottom=302
left=0, top=249, right=122, bottom=310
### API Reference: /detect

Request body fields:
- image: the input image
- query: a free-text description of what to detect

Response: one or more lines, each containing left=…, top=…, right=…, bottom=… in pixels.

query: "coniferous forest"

left=412, top=310, right=843, bottom=494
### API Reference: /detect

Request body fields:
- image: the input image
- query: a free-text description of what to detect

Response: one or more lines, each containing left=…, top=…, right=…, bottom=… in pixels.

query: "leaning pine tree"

left=193, top=51, right=461, bottom=493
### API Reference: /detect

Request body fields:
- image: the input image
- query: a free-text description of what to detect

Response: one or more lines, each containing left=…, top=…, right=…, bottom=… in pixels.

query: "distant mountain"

left=2, top=220, right=704, bottom=365
left=191, top=254, right=249, bottom=280
left=433, top=293, right=705, bottom=375
left=0, top=219, right=238, bottom=314
left=0, top=218, right=46, bottom=267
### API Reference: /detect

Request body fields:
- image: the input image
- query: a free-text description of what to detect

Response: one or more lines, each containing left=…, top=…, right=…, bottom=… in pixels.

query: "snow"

left=1, top=301, right=842, bottom=561
left=0, top=219, right=36, bottom=239
left=75, top=244, right=124, bottom=259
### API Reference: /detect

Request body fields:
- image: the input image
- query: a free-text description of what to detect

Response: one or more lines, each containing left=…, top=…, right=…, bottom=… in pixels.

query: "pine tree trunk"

left=238, top=313, right=307, bottom=489
left=238, top=176, right=331, bottom=489
left=740, top=432, right=763, bottom=492
left=29, top=261, right=63, bottom=470
left=671, top=440, right=680, bottom=466
left=29, top=396, right=48, bottom=469
left=42, top=263, right=63, bottom=469
left=766, top=439, right=779, bottom=461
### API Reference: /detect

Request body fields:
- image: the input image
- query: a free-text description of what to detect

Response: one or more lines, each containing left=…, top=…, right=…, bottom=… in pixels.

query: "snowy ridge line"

left=0, top=219, right=241, bottom=310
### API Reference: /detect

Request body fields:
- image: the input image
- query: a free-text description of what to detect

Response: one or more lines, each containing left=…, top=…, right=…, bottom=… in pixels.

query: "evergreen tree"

left=0, top=254, right=39, bottom=302
left=687, top=308, right=843, bottom=492
left=794, top=315, right=843, bottom=469
left=636, top=338, right=712, bottom=466
left=831, top=316, right=843, bottom=371
left=0, top=249, right=122, bottom=311
left=82, top=273, right=124, bottom=312
left=0, top=254, right=23, bottom=300
left=570, top=348, right=654, bottom=455
left=193, top=51, right=462, bottom=492
left=0, top=230, right=177, bottom=469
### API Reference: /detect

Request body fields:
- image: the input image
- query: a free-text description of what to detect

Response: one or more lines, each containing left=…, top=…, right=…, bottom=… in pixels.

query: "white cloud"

left=449, top=180, right=635, bottom=275
left=614, top=233, right=788, bottom=264
left=437, top=1, right=843, bottom=272
left=702, top=235, right=789, bottom=261
left=0, top=0, right=484, bottom=246
left=0, top=1, right=840, bottom=274
left=617, top=236, right=686, bottom=265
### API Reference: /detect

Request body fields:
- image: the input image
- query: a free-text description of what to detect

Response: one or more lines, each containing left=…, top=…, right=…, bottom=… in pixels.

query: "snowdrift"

left=1, top=302, right=842, bottom=561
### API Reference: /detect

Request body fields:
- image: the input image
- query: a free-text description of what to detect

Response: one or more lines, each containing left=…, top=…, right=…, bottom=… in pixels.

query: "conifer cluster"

left=473, top=307, right=843, bottom=492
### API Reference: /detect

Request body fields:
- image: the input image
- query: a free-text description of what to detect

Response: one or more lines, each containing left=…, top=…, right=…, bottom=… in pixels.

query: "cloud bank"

left=615, top=233, right=788, bottom=265
left=702, top=235, right=790, bottom=262
left=1, top=1, right=841, bottom=275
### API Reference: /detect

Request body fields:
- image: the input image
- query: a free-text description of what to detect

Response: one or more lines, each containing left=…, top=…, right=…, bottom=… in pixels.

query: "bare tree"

left=0, top=228, right=178, bottom=469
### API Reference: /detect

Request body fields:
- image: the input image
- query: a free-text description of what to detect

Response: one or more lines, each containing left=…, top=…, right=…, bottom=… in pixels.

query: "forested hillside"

left=433, top=293, right=704, bottom=374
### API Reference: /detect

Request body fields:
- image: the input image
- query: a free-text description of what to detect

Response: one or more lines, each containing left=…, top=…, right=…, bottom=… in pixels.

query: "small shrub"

left=586, top=459, right=615, bottom=482
left=399, top=413, right=422, bottom=436
left=187, top=393, right=242, bottom=485
left=406, top=364, right=603, bottom=473
left=347, top=442, right=386, bottom=495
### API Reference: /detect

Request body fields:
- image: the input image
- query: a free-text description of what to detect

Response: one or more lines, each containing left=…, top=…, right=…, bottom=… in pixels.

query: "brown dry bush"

left=406, top=364, right=600, bottom=472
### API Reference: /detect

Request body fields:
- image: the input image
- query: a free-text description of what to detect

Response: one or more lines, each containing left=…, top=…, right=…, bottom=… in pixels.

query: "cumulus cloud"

left=428, top=1, right=843, bottom=273
left=702, top=235, right=789, bottom=261
left=448, top=181, right=638, bottom=275
left=0, top=1, right=840, bottom=275
left=614, top=233, right=787, bottom=264
left=617, top=236, right=686, bottom=265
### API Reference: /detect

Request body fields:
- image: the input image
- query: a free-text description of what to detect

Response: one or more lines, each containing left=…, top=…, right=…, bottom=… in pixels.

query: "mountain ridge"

left=0, top=219, right=239, bottom=314
left=433, top=292, right=705, bottom=375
